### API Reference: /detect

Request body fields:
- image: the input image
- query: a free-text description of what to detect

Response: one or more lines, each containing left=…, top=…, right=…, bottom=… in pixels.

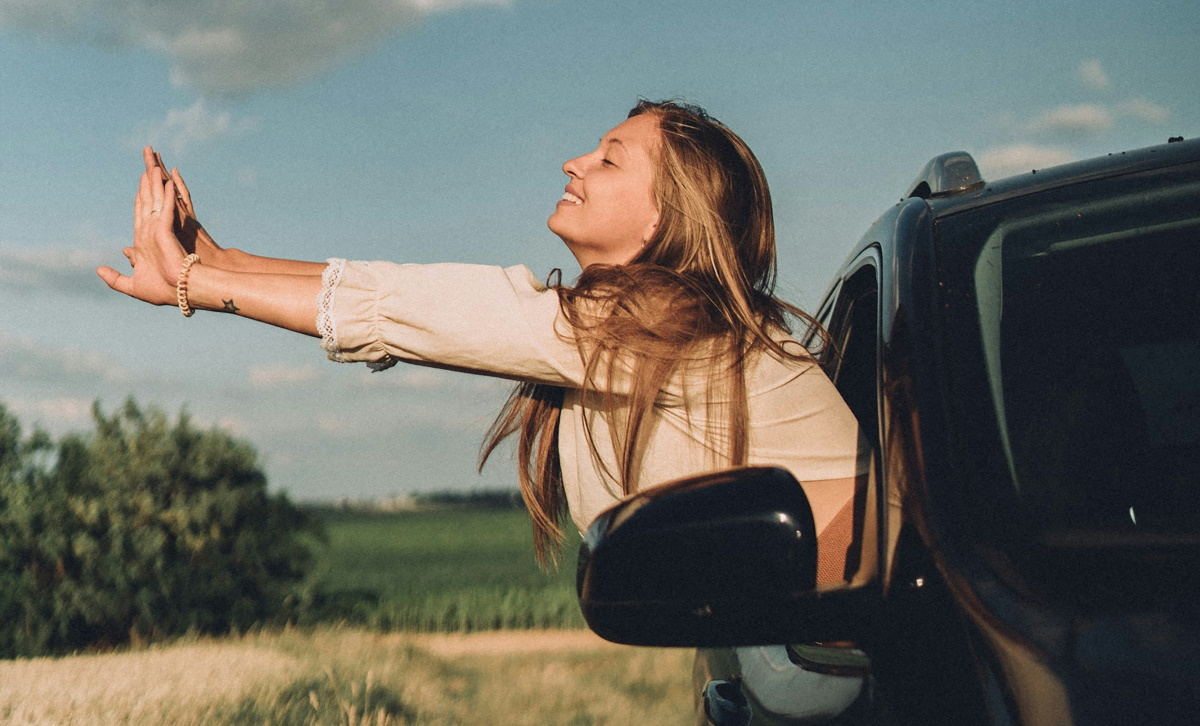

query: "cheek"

left=627, top=188, right=659, bottom=235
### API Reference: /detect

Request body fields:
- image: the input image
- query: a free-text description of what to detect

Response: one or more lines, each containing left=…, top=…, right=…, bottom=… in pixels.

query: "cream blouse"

left=318, top=259, right=868, bottom=535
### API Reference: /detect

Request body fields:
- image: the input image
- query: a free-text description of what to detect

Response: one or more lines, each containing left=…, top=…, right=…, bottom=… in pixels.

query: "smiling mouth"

left=560, top=191, right=582, bottom=205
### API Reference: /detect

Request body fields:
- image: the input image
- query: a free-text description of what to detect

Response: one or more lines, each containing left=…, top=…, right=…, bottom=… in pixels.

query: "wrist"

left=183, top=264, right=234, bottom=314
left=176, top=254, right=201, bottom=317
left=205, top=245, right=242, bottom=270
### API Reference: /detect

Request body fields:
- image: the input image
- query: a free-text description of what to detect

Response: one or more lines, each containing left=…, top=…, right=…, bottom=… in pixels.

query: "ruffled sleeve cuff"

left=317, top=258, right=345, bottom=358
left=316, top=257, right=397, bottom=371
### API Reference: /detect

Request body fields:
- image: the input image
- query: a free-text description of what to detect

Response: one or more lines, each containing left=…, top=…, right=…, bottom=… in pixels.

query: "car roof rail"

left=906, top=151, right=986, bottom=199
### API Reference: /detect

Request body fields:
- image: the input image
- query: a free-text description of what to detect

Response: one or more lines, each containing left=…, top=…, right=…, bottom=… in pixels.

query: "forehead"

left=601, top=113, right=661, bottom=157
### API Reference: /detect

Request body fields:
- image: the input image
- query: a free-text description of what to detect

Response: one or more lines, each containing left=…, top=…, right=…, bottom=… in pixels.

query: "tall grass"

left=0, top=628, right=697, bottom=725
left=304, top=506, right=586, bottom=631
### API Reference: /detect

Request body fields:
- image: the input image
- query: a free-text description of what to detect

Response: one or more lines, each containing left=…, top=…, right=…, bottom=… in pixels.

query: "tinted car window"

left=824, top=268, right=880, bottom=453
left=938, top=162, right=1200, bottom=540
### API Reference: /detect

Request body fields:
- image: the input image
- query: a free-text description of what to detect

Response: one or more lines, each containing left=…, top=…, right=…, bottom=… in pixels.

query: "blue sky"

left=1, top=0, right=1196, bottom=501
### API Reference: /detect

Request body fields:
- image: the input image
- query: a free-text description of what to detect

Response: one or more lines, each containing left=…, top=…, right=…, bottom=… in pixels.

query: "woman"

left=98, top=100, right=868, bottom=579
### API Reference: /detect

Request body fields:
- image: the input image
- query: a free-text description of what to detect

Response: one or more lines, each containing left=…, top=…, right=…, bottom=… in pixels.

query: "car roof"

left=924, top=136, right=1200, bottom=219
left=816, top=136, right=1199, bottom=312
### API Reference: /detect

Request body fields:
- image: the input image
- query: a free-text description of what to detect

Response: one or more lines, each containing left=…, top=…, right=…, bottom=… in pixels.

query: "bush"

left=0, top=399, right=322, bottom=657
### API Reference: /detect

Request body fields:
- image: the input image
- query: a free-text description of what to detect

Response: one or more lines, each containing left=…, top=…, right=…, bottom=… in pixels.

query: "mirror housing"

left=576, top=466, right=874, bottom=647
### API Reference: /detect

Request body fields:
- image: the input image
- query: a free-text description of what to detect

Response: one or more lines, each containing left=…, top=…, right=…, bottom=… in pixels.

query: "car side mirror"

left=576, top=466, right=875, bottom=647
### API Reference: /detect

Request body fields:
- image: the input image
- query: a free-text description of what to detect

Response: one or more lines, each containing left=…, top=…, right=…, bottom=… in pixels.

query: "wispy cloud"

left=141, top=99, right=258, bottom=156
left=1077, top=59, right=1110, bottom=91
left=979, top=59, right=1175, bottom=179
left=1118, top=97, right=1170, bottom=125
left=0, top=0, right=514, bottom=95
left=249, top=364, right=322, bottom=387
left=977, top=144, right=1076, bottom=179
left=1027, top=103, right=1113, bottom=138
left=3, top=395, right=95, bottom=430
left=0, top=244, right=111, bottom=297
left=0, top=333, right=131, bottom=386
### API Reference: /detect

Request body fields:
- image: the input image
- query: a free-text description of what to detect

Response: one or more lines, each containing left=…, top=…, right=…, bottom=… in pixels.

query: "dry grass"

left=0, top=641, right=304, bottom=725
left=0, top=628, right=696, bottom=725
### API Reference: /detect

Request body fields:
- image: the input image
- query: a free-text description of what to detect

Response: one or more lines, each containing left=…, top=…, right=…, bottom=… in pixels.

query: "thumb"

left=96, top=265, right=131, bottom=296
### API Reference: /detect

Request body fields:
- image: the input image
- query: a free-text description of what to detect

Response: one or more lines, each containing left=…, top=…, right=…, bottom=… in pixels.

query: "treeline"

left=413, top=489, right=523, bottom=508
left=0, top=399, right=321, bottom=658
left=310, top=489, right=524, bottom=515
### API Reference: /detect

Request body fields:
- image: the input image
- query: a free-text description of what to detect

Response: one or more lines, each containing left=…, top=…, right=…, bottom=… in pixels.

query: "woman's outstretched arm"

left=97, top=150, right=323, bottom=337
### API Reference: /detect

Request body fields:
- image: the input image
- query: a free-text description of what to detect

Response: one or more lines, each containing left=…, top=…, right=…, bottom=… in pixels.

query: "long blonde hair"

left=481, top=100, right=822, bottom=565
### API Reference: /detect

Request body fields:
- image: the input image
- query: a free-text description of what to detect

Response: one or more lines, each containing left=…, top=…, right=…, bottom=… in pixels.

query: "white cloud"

left=4, top=396, right=94, bottom=428
left=1118, top=97, right=1170, bottom=125
left=977, top=144, right=1076, bottom=179
left=142, top=99, right=258, bottom=156
left=1077, top=59, right=1110, bottom=91
left=249, top=363, right=321, bottom=387
left=1027, top=104, right=1113, bottom=137
left=317, top=415, right=350, bottom=433
left=0, top=244, right=111, bottom=297
left=0, top=0, right=515, bottom=95
left=215, top=415, right=249, bottom=436
left=0, top=333, right=131, bottom=385
left=412, top=0, right=513, bottom=11
left=395, top=367, right=458, bottom=389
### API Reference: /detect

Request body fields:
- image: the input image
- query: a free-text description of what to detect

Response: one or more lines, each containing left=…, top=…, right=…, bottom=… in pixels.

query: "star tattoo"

left=222, top=299, right=240, bottom=313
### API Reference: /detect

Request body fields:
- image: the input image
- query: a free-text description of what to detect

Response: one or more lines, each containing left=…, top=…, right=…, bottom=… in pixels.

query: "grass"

left=304, top=506, right=586, bottom=631
left=0, top=627, right=697, bottom=725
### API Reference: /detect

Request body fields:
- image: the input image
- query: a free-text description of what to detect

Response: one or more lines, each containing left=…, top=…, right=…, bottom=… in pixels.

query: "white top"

left=318, top=259, right=868, bottom=534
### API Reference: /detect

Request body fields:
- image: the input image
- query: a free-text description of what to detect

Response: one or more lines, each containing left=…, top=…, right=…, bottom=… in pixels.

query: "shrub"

left=0, top=399, right=322, bottom=657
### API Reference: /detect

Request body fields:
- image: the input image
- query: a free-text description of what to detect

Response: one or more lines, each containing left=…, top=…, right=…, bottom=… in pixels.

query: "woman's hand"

left=148, top=148, right=231, bottom=265
left=96, top=156, right=187, bottom=306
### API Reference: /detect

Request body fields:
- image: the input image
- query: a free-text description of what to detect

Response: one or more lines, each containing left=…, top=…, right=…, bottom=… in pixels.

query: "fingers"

left=143, top=145, right=194, bottom=217
left=135, top=169, right=151, bottom=221
left=172, top=167, right=195, bottom=215
left=144, top=147, right=170, bottom=183
left=135, top=167, right=170, bottom=222
left=150, top=169, right=165, bottom=217
left=158, top=178, right=178, bottom=229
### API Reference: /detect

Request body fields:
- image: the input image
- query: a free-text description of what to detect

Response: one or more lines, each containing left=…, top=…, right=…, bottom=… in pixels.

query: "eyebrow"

left=601, top=137, right=628, bottom=155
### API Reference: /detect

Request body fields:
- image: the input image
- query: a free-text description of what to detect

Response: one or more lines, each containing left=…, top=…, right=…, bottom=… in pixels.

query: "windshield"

left=938, top=161, right=1200, bottom=540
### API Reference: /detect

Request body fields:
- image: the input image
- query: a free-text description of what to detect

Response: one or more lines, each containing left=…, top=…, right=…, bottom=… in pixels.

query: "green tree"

left=0, top=404, right=60, bottom=656
left=0, top=399, right=322, bottom=657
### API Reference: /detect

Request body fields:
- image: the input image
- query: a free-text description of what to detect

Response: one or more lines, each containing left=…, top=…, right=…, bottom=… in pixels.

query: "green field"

left=304, top=505, right=586, bottom=632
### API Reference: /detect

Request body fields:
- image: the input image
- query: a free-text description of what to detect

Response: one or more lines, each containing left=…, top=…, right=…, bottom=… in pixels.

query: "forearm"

left=185, top=263, right=324, bottom=336
left=209, top=247, right=328, bottom=276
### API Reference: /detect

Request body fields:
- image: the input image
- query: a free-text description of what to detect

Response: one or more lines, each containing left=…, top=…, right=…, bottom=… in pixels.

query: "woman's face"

left=548, top=113, right=661, bottom=268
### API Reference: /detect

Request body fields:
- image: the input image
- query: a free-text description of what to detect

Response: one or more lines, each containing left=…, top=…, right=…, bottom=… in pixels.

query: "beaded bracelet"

left=177, top=253, right=201, bottom=317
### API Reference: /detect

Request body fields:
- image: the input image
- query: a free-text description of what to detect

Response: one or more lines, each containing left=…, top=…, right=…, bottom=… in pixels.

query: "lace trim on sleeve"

left=317, top=258, right=347, bottom=361
left=317, top=258, right=398, bottom=372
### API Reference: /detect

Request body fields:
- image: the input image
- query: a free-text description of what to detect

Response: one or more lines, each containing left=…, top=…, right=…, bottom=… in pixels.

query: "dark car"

left=575, top=137, right=1200, bottom=724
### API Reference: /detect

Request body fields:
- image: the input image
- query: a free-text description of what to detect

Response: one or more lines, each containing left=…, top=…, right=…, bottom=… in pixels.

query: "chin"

left=547, top=212, right=571, bottom=239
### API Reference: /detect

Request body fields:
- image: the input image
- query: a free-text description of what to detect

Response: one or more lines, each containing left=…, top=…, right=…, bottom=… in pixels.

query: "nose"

left=562, top=154, right=584, bottom=179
